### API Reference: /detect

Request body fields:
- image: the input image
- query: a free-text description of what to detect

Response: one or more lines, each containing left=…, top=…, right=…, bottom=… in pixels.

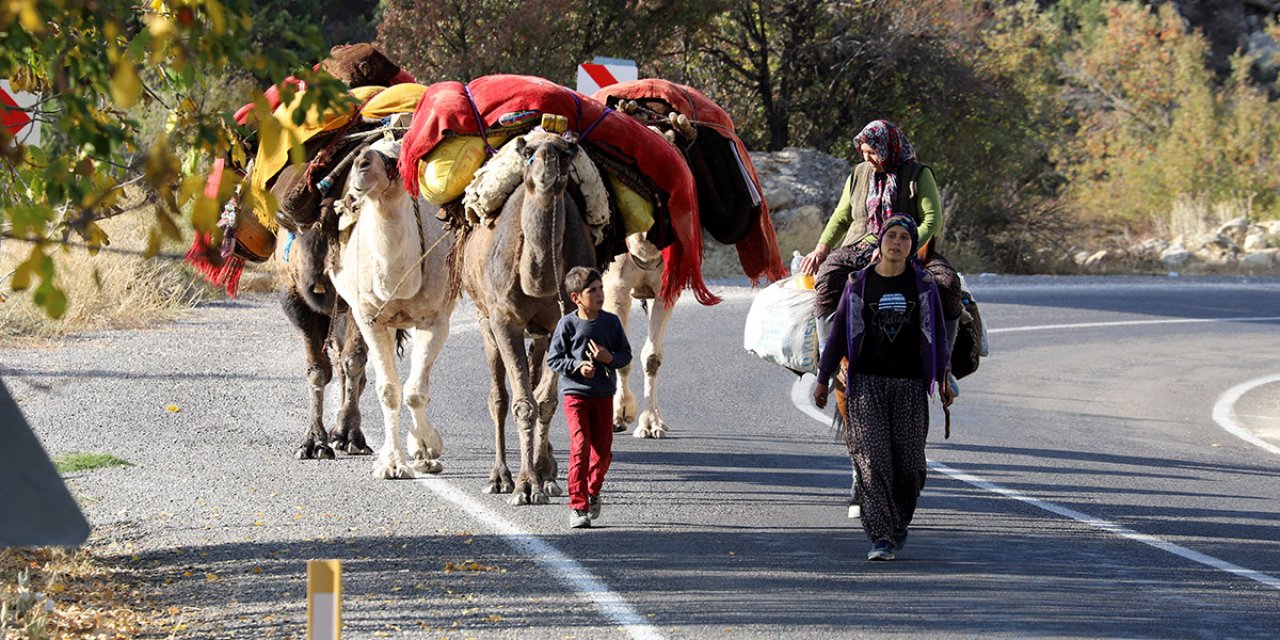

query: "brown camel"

left=462, top=131, right=597, bottom=506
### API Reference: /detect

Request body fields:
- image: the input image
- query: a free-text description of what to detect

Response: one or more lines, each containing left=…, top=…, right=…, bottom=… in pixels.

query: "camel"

left=328, top=138, right=458, bottom=479
left=461, top=131, right=597, bottom=505
left=275, top=220, right=373, bottom=460
left=602, top=234, right=672, bottom=438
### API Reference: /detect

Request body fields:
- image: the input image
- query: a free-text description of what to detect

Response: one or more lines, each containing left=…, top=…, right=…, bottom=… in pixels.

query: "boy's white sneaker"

left=570, top=509, right=591, bottom=528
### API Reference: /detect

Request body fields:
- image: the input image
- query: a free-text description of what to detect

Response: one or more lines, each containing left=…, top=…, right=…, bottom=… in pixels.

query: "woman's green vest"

left=840, top=160, right=927, bottom=247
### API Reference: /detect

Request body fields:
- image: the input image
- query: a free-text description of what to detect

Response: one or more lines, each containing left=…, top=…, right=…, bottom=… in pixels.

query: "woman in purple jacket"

left=813, top=215, right=954, bottom=561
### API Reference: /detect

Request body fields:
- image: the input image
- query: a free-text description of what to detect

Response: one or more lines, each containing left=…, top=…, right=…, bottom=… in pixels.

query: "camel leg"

left=479, top=317, right=515, bottom=495
left=603, top=268, right=638, bottom=432
left=405, top=314, right=451, bottom=475
left=635, top=298, right=674, bottom=439
left=363, top=321, right=413, bottom=479
left=488, top=319, right=538, bottom=506
left=330, top=314, right=372, bottom=455
left=282, top=290, right=336, bottom=461
left=528, top=336, right=562, bottom=501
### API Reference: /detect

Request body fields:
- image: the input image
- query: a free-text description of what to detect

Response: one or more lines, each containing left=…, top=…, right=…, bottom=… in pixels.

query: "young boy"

left=547, top=266, right=633, bottom=529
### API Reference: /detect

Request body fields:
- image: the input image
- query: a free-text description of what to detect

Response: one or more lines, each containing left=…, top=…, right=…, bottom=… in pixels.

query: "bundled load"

left=187, top=44, right=417, bottom=295
left=399, top=74, right=715, bottom=305
left=592, top=79, right=787, bottom=285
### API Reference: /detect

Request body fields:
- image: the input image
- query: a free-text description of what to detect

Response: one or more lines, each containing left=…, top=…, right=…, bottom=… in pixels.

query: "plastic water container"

left=790, top=250, right=814, bottom=289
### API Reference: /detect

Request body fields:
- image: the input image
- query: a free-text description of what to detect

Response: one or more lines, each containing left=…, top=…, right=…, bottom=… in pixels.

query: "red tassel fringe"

left=185, top=232, right=245, bottom=298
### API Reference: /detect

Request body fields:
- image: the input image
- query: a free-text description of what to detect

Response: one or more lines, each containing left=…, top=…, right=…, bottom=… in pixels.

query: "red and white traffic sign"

left=1, top=79, right=40, bottom=145
left=576, top=57, right=638, bottom=96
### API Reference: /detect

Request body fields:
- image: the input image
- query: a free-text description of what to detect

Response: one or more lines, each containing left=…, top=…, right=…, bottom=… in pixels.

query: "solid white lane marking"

left=1213, top=373, right=1280, bottom=457
left=789, top=373, right=1280, bottom=592
left=417, top=479, right=666, bottom=640
left=988, top=316, right=1280, bottom=334
left=926, top=460, right=1280, bottom=591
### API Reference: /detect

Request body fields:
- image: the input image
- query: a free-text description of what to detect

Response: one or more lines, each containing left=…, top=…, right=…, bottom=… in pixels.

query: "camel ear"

left=515, top=137, right=529, bottom=159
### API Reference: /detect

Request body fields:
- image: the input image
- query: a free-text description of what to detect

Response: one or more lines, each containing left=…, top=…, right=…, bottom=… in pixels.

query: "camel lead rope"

left=944, top=404, right=951, bottom=439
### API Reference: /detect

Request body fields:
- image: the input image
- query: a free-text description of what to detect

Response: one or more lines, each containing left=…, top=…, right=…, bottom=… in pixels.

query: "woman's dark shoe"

left=867, top=538, right=895, bottom=561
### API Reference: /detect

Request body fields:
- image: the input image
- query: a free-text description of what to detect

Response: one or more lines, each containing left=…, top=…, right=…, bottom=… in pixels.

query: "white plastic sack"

left=744, top=275, right=821, bottom=375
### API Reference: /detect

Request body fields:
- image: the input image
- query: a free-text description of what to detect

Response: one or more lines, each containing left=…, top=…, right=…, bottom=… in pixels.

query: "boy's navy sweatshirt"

left=546, top=310, right=633, bottom=398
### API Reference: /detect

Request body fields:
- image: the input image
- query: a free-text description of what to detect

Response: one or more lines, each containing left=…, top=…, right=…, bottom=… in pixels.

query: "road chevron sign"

left=575, top=57, right=638, bottom=96
left=1, top=79, right=40, bottom=145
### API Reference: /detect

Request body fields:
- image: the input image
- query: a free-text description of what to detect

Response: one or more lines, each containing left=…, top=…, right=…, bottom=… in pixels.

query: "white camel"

left=328, top=137, right=458, bottom=479
left=603, top=234, right=673, bottom=438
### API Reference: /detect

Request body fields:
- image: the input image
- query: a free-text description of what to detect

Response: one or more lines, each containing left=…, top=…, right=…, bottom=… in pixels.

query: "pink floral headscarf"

left=854, top=120, right=916, bottom=237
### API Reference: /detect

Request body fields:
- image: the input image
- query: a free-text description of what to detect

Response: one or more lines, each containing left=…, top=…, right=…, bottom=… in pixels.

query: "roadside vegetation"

left=51, top=453, right=131, bottom=474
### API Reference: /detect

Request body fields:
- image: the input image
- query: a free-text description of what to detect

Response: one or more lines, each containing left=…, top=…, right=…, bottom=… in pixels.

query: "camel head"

left=347, top=138, right=403, bottom=202
left=515, top=132, right=579, bottom=197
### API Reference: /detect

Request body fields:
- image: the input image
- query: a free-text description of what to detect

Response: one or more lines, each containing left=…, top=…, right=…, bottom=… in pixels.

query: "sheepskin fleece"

left=462, top=131, right=611, bottom=246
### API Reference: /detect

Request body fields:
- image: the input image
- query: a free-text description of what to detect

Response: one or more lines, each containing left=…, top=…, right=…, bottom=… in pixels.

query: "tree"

left=377, top=0, right=719, bottom=86
left=0, top=0, right=351, bottom=317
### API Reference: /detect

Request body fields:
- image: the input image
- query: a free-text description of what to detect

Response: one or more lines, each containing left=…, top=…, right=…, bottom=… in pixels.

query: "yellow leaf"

left=206, top=0, right=226, bottom=34
left=252, top=566, right=263, bottom=574
left=205, top=573, right=220, bottom=581
left=112, top=58, right=142, bottom=108
left=166, top=404, right=180, bottom=413
left=178, top=175, right=206, bottom=207
left=192, top=196, right=219, bottom=232
left=17, top=0, right=44, bottom=33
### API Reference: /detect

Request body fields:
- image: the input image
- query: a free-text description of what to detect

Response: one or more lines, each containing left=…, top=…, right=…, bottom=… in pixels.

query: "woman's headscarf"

left=853, top=120, right=916, bottom=238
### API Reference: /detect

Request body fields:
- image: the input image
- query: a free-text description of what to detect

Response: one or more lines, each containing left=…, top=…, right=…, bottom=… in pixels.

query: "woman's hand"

left=940, top=375, right=955, bottom=408
left=813, top=382, right=829, bottom=409
left=799, top=244, right=830, bottom=275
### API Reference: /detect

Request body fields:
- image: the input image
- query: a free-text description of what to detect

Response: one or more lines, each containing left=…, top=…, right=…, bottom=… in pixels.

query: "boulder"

left=1244, top=231, right=1269, bottom=251
left=1217, top=217, right=1250, bottom=246
left=750, top=147, right=851, bottom=224
left=1239, top=251, right=1274, bottom=271
left=1160, top=245, right=1193, bottom=269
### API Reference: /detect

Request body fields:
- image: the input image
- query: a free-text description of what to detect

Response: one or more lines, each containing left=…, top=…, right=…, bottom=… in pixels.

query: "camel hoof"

left=347, top=443, right=373, bottom=455
left=508, top=493, right=530, bottom=506
left=295, top=446, right=314, bottom=460
left=373, top=463, right=415, bottom=480
left=531, top=491, right=550, bottom=505
left=412, top=459, right=444, bottom=475
left=544, top=481, right=564, bottom=498
left=316, top=445, right=336, bottom=460
left=612, top=423, right=627, bottom=433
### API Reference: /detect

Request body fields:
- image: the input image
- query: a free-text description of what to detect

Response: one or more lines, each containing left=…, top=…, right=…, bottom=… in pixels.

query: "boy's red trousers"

left=563, top=394, right=614, bottom=510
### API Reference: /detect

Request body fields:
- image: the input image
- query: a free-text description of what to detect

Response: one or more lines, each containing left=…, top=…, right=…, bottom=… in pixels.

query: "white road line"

left=416, top=479, right=666, bottom=640
left=925, top=460, right=1280, bottom=591
left=988, top=316, right=1280, bottom=334
left=1213, top=374, right=1280, bottom=457
left=789, top=369, right=1280, bottom=592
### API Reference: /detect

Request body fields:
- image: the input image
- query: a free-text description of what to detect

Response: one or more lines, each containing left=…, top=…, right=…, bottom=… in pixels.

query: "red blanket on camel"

left=399, top=74, right=716, bottom=306
left=592, top=79, right=787, bottom=286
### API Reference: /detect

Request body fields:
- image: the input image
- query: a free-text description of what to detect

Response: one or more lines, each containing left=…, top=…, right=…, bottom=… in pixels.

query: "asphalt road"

left=3, top=273, right=1279, bottom=639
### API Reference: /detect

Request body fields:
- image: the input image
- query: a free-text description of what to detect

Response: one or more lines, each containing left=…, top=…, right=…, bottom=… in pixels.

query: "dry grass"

left=1157, top=193, right=1256, bottom=241
left=0, top=197, right=217, bottom=347
left=0, top=547, right=183, bottom=639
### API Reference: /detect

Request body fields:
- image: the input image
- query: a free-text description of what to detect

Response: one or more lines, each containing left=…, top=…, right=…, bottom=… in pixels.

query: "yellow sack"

left=250, top=85, right=386, bottom=229
left=418, top=135, right=508, bottom=205
left=608, top=174, right=654, bottom=235
left=360, top=83, right=426, bottom=119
